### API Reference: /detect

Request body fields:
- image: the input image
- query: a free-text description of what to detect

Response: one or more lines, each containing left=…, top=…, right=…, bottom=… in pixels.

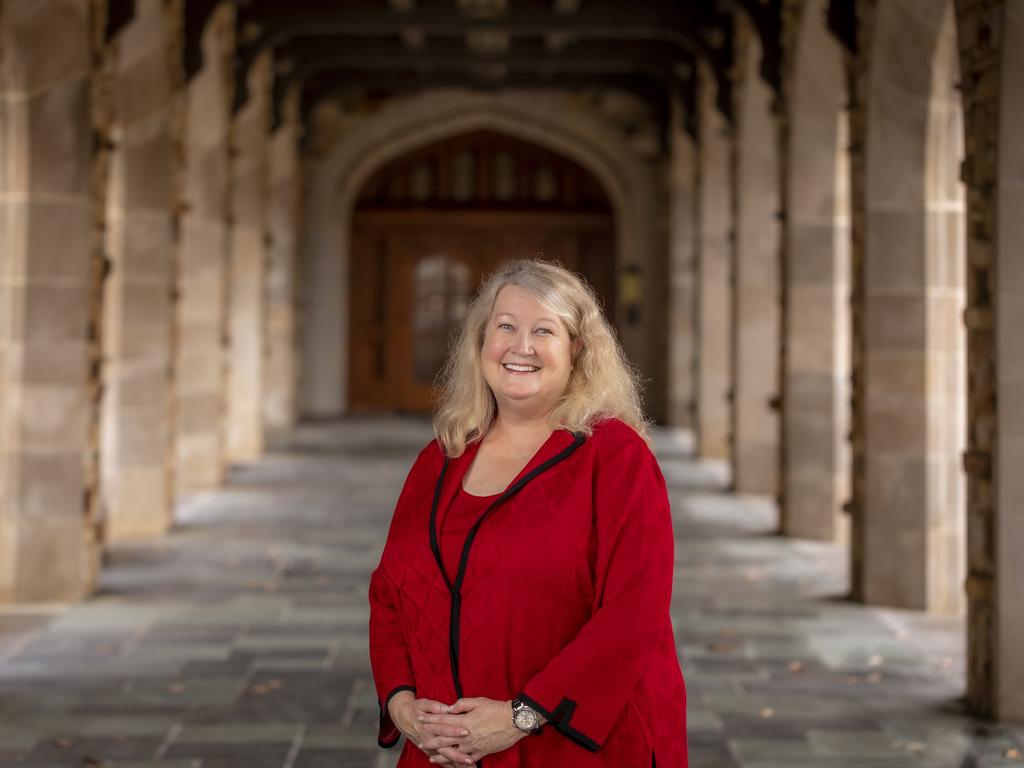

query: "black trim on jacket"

left=516, top=691, right=601, bottom=753
left=429, top=432, right=587, bottom=700
left=379, top=684, right=417, bottom=749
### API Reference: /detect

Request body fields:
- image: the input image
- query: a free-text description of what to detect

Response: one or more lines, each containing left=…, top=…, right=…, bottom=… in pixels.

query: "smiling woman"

left=368, top=259, right=689, bottom=767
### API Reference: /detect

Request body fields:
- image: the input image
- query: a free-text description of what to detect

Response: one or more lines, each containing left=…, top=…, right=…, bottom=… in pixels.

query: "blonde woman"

left=369, top=260, right=687, bottom=767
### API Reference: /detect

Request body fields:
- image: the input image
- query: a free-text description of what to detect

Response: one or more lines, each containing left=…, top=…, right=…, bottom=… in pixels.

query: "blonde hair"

left=432, top=258, right=651, bottom=457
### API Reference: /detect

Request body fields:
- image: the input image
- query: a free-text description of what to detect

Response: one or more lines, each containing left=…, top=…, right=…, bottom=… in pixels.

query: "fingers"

left=448, top=697, right=478, bottom=713
left=420, top=734, right=466, bottom=751
left=417, top=700, right=458, bottom=720
left=419, top=713, right=468, bottom=728
left=436, top=746, right=476, bottom=766
left=421, top=723, right=471, bottom=739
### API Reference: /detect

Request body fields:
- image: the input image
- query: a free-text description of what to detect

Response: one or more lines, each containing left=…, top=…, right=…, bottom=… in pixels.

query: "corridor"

left=0, top=419, right=1020, bottom=768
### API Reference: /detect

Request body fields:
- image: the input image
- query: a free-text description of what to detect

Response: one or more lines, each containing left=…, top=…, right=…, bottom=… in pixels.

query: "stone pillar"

left=956, top=0, right=1024, bottom=722
left=697, top=63, right=734, bottom=461
left=994, top=0, right=1024, bottom=721
left=100, top=0, right=178, bottom=540
left=264, top=92, right=301, bottom=434
left=667, top=97, right=698, bottom=430
left=0, top=0, right=101, bottom=601
left=779, top=0, right=851, bottom=540
left=857, top=0, right=966, bottom=613
left=175, top=4, right=234, bottom=490
left=731, top=16, right=781, bottom=494
left=225, top=52, right=271, bottom=462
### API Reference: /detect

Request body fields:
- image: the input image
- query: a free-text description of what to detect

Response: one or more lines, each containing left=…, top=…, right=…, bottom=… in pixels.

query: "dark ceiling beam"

left=297, top=68, right=676, bottom=150
left=278, top=37, right=687, bottom=93
left=229, top=0, right=732, bottom=117
left=235, top=0, right=707, bottom=55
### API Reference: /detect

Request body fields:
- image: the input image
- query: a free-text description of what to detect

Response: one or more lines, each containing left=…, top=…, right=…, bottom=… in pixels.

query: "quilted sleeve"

left=519, top=429, right=675, bottom=752
left=368, top=441, right=437, bottom=748
left=369, top=566, right=416, bottom=748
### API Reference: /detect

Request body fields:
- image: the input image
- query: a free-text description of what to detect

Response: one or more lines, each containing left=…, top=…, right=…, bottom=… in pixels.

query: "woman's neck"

left=489, top=411, right=555, bottom=443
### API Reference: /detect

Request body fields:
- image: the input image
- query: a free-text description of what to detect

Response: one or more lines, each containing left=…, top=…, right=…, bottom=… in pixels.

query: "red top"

left=369, top=418, right=688, bottom=767
left=439, top=486, right=502, bottom=581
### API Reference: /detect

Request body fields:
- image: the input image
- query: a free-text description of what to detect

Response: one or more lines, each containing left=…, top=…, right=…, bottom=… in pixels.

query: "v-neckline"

left=459, top=428, right=559, bottom=498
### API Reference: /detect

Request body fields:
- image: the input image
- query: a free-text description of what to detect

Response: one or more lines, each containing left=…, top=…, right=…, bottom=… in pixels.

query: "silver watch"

left=511, top=697, right=542, bottom=734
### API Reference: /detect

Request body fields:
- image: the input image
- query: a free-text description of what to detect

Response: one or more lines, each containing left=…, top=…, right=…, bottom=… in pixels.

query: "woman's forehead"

left=492, top=284, right=563, bottom=319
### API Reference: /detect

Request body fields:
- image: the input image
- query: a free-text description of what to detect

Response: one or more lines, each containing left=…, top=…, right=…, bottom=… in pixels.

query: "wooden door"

left=348, top=129, right=615, bottom=414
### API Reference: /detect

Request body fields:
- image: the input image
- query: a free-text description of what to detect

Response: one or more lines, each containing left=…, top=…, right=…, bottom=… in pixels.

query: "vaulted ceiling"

left=107, top=0, right=857, bottom=142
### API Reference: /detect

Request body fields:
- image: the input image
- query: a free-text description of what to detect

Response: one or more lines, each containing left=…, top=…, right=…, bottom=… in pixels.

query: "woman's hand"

left=418, top=697, right=529, bottom=764
left=388, top=692, right=478, bottom=765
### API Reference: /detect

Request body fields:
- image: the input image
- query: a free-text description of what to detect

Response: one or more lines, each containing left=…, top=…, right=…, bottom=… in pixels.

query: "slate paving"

left=0, top=416, right=1021, bottom=768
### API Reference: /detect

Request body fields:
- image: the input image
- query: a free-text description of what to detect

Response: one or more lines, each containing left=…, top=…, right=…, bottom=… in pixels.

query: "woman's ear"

left=571, top=337, right=583, bottom=363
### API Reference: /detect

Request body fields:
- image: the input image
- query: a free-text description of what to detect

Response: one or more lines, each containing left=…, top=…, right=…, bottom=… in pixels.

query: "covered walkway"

left=0, top=419, right=1019, bottom=768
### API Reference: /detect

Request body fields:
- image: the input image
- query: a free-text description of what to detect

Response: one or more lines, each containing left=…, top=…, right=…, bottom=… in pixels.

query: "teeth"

left=503, top=364, right=539, bottom=372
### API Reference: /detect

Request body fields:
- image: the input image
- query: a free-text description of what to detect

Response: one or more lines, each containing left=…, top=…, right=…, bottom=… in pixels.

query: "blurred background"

left=0, top=0, right=1022, bottom=766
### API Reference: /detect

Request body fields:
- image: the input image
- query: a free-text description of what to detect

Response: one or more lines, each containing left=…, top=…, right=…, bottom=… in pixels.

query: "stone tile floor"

left=0, top=417, right=1021, bottom=768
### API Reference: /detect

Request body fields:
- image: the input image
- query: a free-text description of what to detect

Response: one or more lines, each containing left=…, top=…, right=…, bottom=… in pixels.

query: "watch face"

left=514, top=707, right=539, bottom=731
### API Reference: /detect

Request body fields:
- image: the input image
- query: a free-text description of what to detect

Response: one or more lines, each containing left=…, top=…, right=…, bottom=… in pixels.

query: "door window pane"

left=413, top=255, right=472, bottom=383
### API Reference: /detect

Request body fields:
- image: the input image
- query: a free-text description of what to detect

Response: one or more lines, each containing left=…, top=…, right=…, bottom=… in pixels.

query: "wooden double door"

left=348, top=210, right=614, bottom=413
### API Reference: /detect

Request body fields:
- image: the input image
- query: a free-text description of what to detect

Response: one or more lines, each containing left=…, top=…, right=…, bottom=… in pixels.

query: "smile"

left=502, top=363, right=540, bottom=373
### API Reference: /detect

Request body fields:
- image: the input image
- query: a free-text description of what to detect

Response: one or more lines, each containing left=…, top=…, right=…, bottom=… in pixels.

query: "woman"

left=369, top=259, right=687, bottom=767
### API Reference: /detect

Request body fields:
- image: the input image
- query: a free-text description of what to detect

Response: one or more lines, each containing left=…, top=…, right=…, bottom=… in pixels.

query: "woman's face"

left=481, top=284, right=576, bottom=419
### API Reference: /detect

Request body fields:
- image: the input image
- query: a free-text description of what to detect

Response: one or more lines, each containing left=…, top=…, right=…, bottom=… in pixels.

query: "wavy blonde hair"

left=432, top=258, right=651, bottom=457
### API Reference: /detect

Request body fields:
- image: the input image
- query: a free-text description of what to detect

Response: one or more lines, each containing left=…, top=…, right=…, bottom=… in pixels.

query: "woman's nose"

left=512, top=332, right=534, bottom=354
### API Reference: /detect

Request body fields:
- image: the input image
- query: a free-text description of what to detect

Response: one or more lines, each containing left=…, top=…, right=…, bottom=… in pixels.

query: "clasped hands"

left=388, top=691, right=530, bottom=765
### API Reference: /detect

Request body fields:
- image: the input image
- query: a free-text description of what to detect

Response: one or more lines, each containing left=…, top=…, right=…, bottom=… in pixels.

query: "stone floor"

left=0, top=417, right=1021, bottom=768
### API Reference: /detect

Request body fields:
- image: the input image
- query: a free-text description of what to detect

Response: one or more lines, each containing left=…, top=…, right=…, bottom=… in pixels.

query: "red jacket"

left=368, top=417, right=688, bottom=767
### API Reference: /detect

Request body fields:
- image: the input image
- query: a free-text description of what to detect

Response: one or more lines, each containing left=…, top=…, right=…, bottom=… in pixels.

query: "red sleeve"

left=368, top=441, right=438, bottom=748
left=520, top=426, right=675, bottom=752
left=369, top=566, right=416, bottom=748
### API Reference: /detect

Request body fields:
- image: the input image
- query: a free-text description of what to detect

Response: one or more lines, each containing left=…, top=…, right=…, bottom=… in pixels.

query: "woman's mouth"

left=502, top=363, right=540, bottom=374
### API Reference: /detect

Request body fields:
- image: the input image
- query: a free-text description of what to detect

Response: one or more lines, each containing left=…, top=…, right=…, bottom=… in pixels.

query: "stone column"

left=175, top=4, right=234, bottom=490
left=0, top=0, right=101, bottom=601
left=730, top=15, right=781, bottom=494
left=956, top=0, right=1024, bottom=723
left=779, top=0, right=851, bottom=540
left=264, top=92, right=301, bottom=434
left=994, top=0, right=1024, bottom=721
left=99, top=0, right=178, bottom=540
left=697, top=62, right=734, bottom=461
left=225, top=52, right=271, bottom=462
left=667, top=97, right=698, bottom=430
left=857, top=0, right=966, bottom=613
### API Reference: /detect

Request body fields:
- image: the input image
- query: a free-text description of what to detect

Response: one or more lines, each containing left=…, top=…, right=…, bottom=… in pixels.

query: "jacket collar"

left=436, top=428, right=581, bottom=520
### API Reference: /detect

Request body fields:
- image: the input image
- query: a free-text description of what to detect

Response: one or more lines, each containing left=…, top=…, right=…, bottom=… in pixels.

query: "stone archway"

left=782, top=0, right=851, bottom=541
left=861, top=0, right=966, bottom=613
left=302, top=90, right=658, bottom=418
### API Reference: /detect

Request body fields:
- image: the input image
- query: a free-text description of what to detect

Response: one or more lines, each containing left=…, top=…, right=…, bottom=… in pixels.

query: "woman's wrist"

left=387, top=690, right=415, bottom=721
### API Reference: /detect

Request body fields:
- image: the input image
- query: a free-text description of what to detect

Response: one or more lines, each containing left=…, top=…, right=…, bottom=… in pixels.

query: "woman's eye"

left=498, top=323, right=513, bottom=330
left=536, top=328, right=553, bottom=335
